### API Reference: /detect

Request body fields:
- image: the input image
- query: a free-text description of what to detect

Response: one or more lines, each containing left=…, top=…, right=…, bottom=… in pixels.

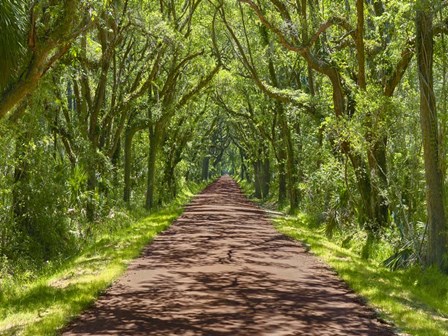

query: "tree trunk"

left=145, top=125, right=161, bottom=210
left=86, top=161, right=97, bottom=222
left=13, top=131, right=31, bottom=235
left=163, top=159, right=177, bottom=201
left=347, top=150, right=374, bottom=228
left=360, top=0, right=389, bottom=231
left=202, top=156, right=210, bottom=181
left=368, top=136, right=389, bottom=227
left=0, top=52, right=55, bottom=119
left=356, top=0, right=366, bottom=90
left=167, top=166, right=176, bottom=199
left=277, top=144, right=287, bottom=206
left=328, top=69, right=385, bottom=236
left=239, top=148, right=246, bottom=180
left=240, top=163, right=246, bottom=180
left=259, top=24, right=298, bottom=210
left=416, top=1, right=448, bottom=270
left=253, top=160, right=262, bottom=199
left=123, top=127, right=138, bottom=203
left=278, top=162, right=287, bottom=205
left=279, top=108, right=299, bottom=213
left=262, top=157, right=270, bottom=199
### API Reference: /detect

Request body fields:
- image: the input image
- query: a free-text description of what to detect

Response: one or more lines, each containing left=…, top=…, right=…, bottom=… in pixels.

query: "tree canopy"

left=1, top=0, right=448, bottom=274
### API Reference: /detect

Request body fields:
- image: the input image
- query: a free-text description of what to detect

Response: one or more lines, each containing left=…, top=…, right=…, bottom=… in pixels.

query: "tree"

left=0, top=0, right=91, bottom=119
left=416, top=0, right=448, bottom=270
left=238, top=0, right=416, bottom=239
left=217, top=1, right=311, bottom=211
left=141, top=1, right=221, bottom=210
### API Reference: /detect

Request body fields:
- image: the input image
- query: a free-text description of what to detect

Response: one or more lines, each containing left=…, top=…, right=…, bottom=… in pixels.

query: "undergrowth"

left=0, top=182, right=205, bottom=336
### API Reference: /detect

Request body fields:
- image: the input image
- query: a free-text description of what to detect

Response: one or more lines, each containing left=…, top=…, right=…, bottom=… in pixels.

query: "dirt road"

left=62, top=176, right=395, bottom=336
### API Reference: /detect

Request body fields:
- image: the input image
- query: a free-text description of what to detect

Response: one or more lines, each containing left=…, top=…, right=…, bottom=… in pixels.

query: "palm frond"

left=0, top=0, right=26, bottom=91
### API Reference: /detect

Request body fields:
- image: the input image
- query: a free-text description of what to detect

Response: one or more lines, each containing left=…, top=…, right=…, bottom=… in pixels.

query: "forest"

left=1, top=0, right=448, bottom=335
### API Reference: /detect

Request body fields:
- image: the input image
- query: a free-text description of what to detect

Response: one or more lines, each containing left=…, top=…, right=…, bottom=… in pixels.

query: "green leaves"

left=0, top=0, right=26, bottom=91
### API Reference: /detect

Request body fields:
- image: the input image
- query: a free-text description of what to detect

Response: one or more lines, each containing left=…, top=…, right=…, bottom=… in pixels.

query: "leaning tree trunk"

left=416, top=1, right=448, bottom=271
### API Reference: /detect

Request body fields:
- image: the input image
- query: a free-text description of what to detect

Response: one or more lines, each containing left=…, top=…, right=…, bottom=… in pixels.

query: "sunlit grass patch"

left=275, top=216, right=448, bottom=336
left=0, top=182, right=205, bottom=336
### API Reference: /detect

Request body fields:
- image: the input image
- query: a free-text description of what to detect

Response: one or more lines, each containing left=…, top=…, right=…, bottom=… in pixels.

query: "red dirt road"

left=62, top=176, right=395, bottom=336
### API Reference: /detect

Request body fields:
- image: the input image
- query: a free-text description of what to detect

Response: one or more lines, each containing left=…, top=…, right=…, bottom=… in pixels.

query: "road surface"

left=63, top=176, right=395, bottom=336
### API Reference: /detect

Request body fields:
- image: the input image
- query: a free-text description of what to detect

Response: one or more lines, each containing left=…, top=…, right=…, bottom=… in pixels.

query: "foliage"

left=0, top=0, right=26, bottom=90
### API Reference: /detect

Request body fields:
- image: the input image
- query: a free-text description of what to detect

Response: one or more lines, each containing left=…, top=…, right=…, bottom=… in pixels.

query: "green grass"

left=275, top=215, right=448, bottom=336
left=0, top=183, right=205, bottom=336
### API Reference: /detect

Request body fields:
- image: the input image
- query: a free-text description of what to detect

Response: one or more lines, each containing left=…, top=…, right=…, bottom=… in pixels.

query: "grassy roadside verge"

left=0, top=182, right=205, bottom=336
left=235, top=178, right=448, bottom=336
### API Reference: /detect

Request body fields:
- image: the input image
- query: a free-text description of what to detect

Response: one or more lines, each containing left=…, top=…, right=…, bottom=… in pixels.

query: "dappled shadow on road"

left=62, top=176, right=395, bottom=336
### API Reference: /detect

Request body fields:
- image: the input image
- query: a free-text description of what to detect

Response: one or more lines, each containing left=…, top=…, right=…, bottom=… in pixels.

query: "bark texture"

left=416, top=1, right=448, bottom=270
